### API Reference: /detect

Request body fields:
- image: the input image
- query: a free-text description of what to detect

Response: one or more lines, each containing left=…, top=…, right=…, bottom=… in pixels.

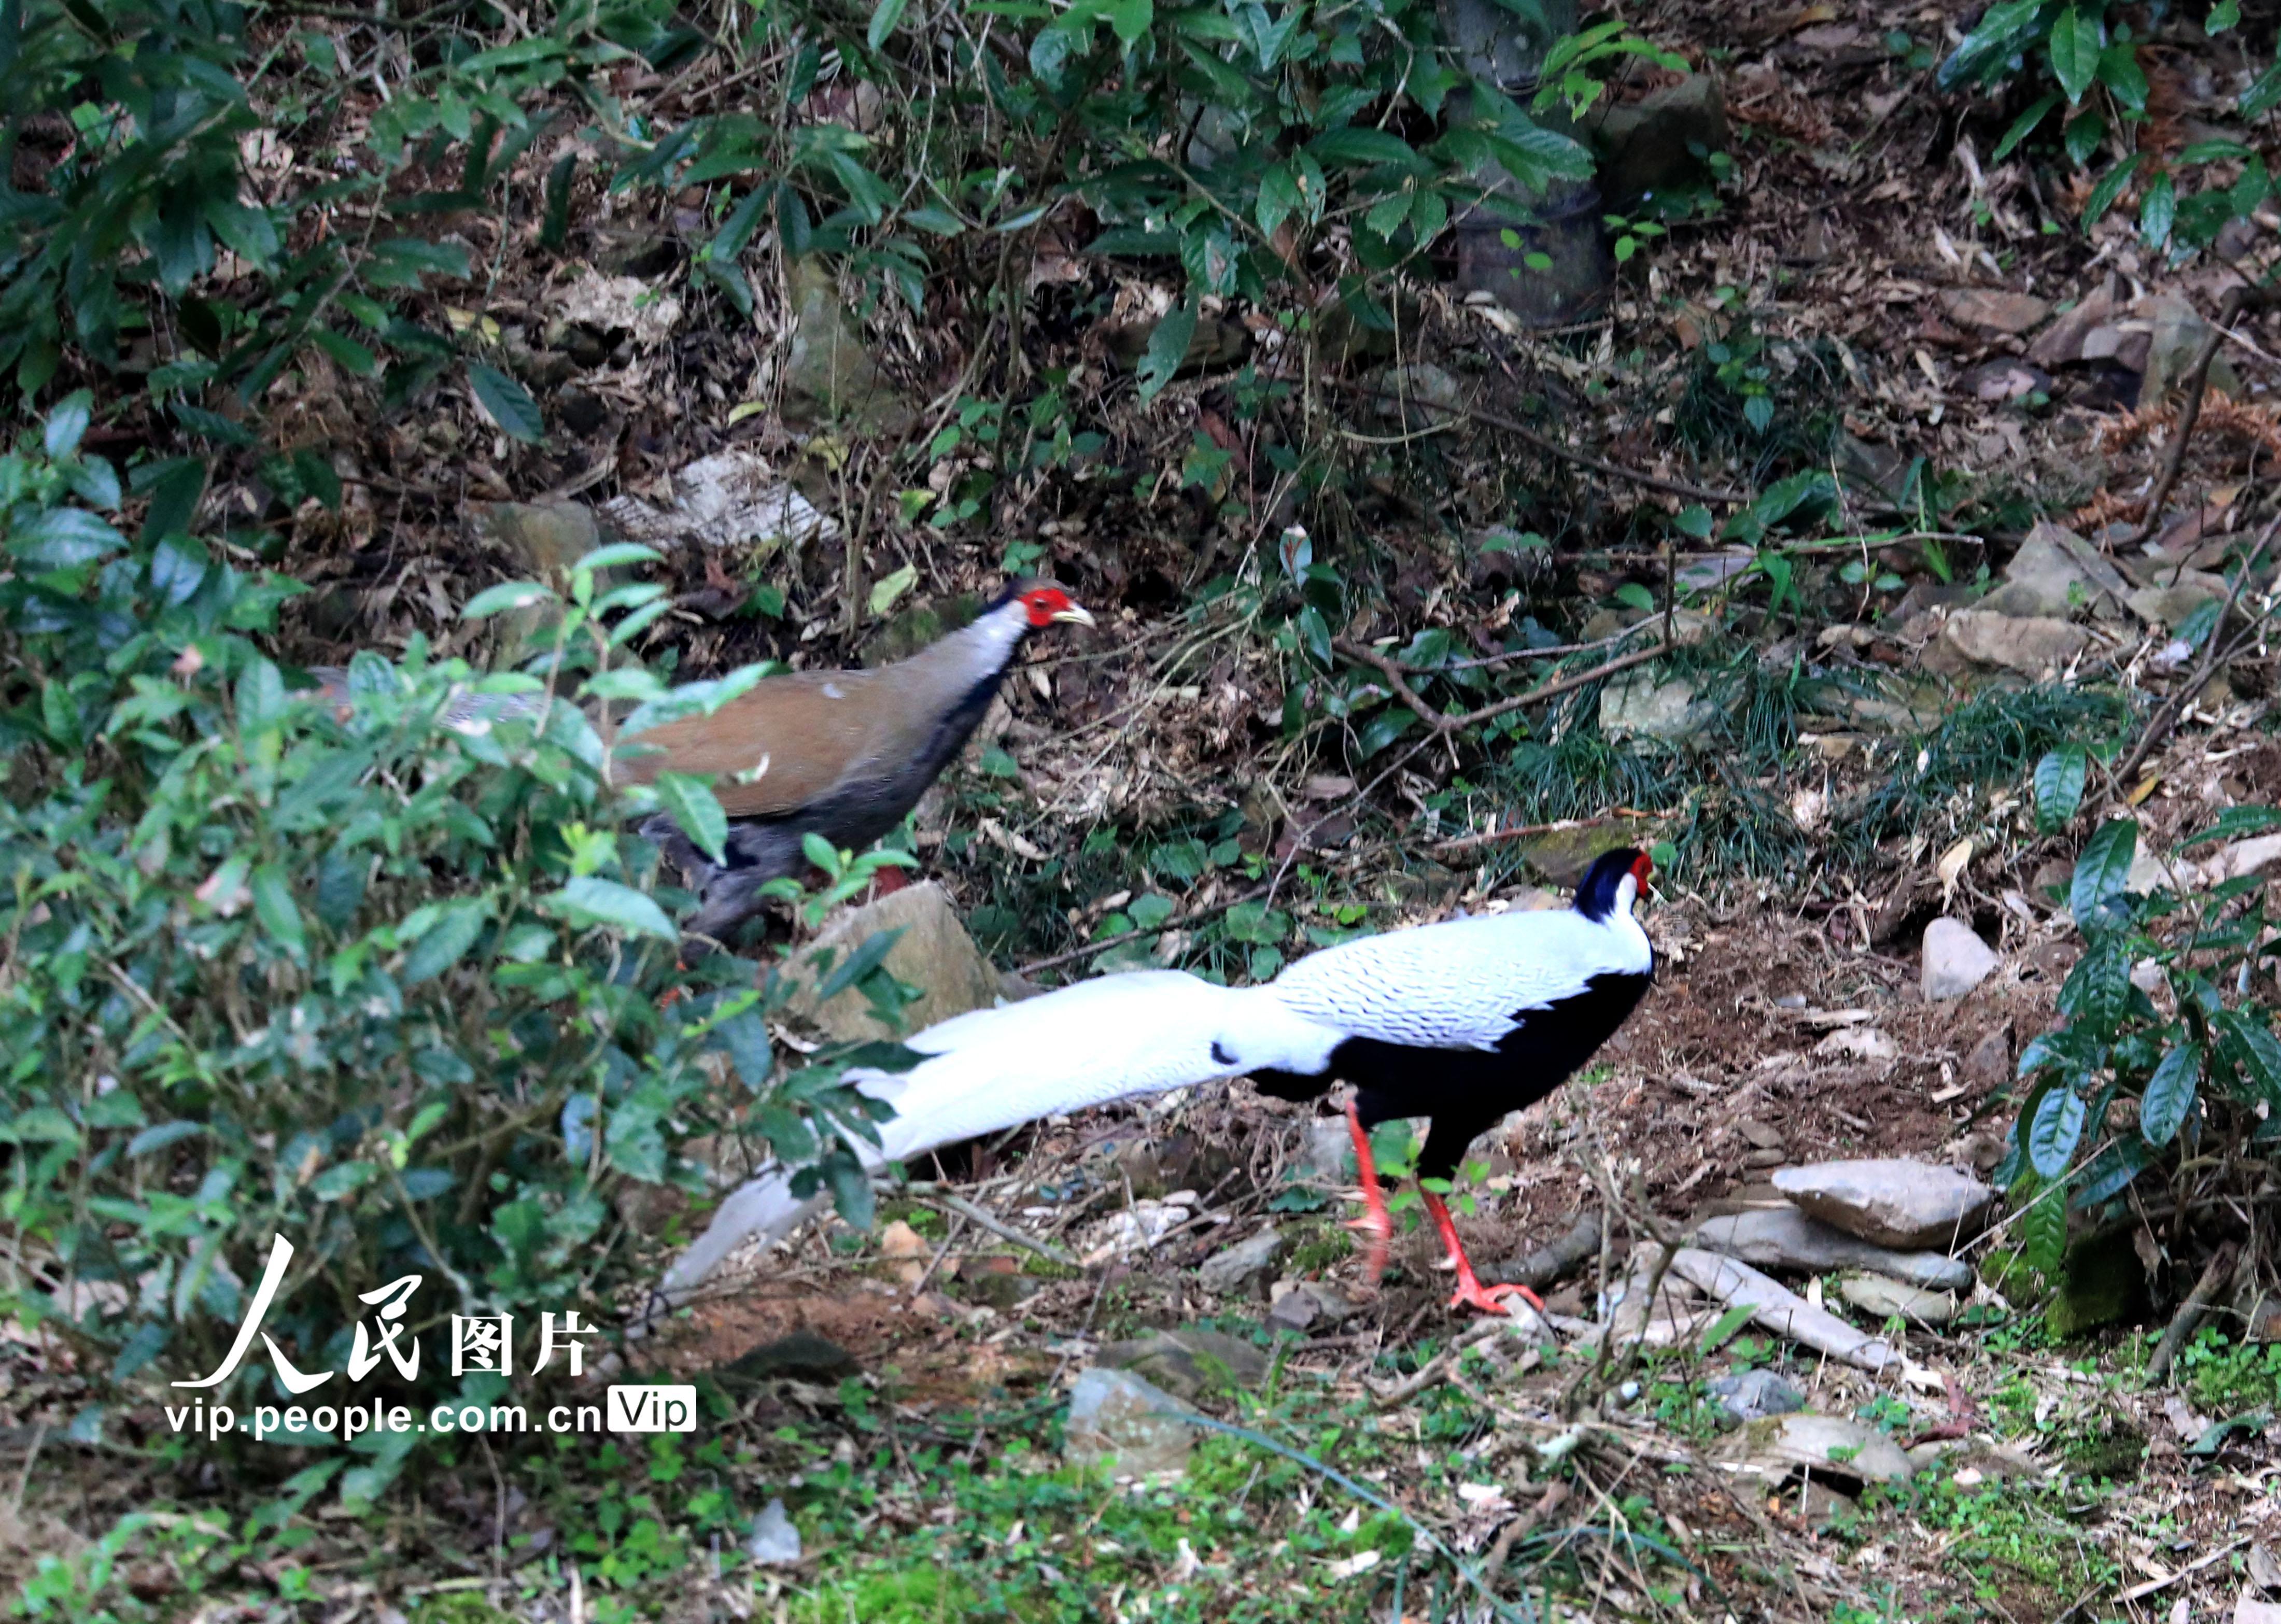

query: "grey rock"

left=1268, top=1281, right=1361, bottom=1334
left=1593, top=75, right=1729, bottom=205
left=743, top=1498, right=802, bottom=1565
left=600, top=448, right=838, bottom=557
left=1692, top=1206, right=1974, bottom=1292
left=1773, top=1160, right=1996, bottom=1250
left=1364, top=362, right=1466, bottom=430
left=1839, top=1273, right=1960, bottom=1327
left=473, top=500, right=608, bottom=653
left=2141, top=293, right=2240, bottom=404
left=1964, top=1027, right=2011, bottom=1088
left=1707, top=1368, right=1805, bottom=1423
left=1065, top=1367, right=1193, bottom=1477
left=1979, top=521, right=2131, bottom=621
left=1922, top=917, right=2001, bottom=1001
left=781, top=259, right=916, bottom=436
left=1299, top=1118, right=1355, bottom=1182
left=1938, top=288, right=2051, bottom=336
left=2127, top=572, right=2227, bottom=630
left=782, top=883, right=1006, bottom=1043
left=1721, top=1413, right=1914, bottom=1488
left=1097, top=1328, right=1270, bottom=1400
left=1198, top=1227, right=1286, bottom=1295
left=1926, top=609, right=2091, bottom=680
left=1600, top=671, right=1717, bottom=745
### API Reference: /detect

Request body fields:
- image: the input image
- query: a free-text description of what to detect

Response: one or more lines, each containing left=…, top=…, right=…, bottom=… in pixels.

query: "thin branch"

left=2110, top=515, right=2277, bottom=786
left=1335, top=638, right=1669, bottom=737
left=1329, top=379, right=1749, bottom=506
left=2131, top=284, right=2278, bottom=546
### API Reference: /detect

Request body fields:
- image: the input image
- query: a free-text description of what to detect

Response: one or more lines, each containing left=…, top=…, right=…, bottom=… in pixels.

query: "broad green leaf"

left=1137, top=298, right=1196, bottom=403
left=2033, top=744, right=2089, bottom=832
left=128, top=1121, right=206, bottom=1156
left=468, top=362, right=545, bottom=443
left=2048, top=6, right=2099, bottom=102
left=812, top=926, right=907, bottom=1004
left=869, top=562, right=919, bottom=616
left=2183, top=806, right=2281, bottom=849
left=250, top=864, right=306, bottom=959
left=2020, top=1183, right=2068, bottom=1276
left=2140, top=170, right=2175, bottom=249
left=546, top=878, right=678, bottom=943
left=2073, top=1138, right=2150, bottom=1208
left=867, top=0, right=908, bottom=51
left=462, top=581, right=550, bottom=618
left=2140, top=1044, right=2200, bottom=1147
left=653, top=772, right=730, bottom=866
left=2028, top=1081, right=2087, bottom=1178
left=2070, top=818, right=2138, bottom=922
left=1994, top=93, right=2060, bottom=161
left=2081, top=156, right=2141, bottom=228
left=401, top=899, right=488, bottom=983
left=44, top=392, right=92, bottom=458
left=574, top=543, right=665, bottom=575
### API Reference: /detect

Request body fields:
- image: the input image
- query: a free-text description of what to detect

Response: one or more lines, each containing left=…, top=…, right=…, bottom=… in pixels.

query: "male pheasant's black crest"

left=1573, top=847, right=1646, bottom=923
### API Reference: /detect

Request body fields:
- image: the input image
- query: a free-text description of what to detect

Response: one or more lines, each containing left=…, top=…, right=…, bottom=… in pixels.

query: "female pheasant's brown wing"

left=609, top=667, right=903, bottom=818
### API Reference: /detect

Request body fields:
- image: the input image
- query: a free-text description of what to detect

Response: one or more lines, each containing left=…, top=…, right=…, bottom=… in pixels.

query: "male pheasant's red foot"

left=1421, top=1191, right=1544, bottom=1318
left=1343, top=1100, right=1394, bottom=1286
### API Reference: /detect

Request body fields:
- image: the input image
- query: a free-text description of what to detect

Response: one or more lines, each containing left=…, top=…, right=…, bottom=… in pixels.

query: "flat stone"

left=2128, top=572, right=2227, bottom=630
left=783, top=882, right=1006, bottom=1043
left=2141, top=293, right=2241, bottom=404
left=1198, top=1227, right=1285, bottom=1295
left=1964, top=1027, right=2011, bottom=1088
left=1708, top=1368, right=1805, bottom=1423
left=1922, top=917, right=2001, bottom=1001
left=1065, top=1367, right=1193, bottom=1477
left=1979, top=521, right=2131, bottom=620
left=781, top=259, right=916, bottom=435
left=1773, top=1160, right=1995, bottom=1250
left=1692, top=1206, right=1974, bottom=1293
left=1600, top=671, right=1717, bottom=744
left=2028, top=280, right=2123, bottom=368
left=1926, top=609, right=2090, bottom=680
left=1720, top=1413, right=1914, bottom=1488
left=1939, top=288, right=2051, bottom=335
left=1813, top=1026, right=1898, bottom=1063
left=1956, top=356, right=2052, bottom=403
left=1267, top=1280, right=1360, bottom=1334
left=1595, top=74, right=1730, bottom=204
left=743, top=1498, right=801, bottom=1565
left=1299, top=1118, right=1354, bottom=1181
left=1097, top=1328, right=1271, bottom=1400
left=2221, top=834, right=2281, bottom=882
left=1839, top=1273, right=1960, bottom=1326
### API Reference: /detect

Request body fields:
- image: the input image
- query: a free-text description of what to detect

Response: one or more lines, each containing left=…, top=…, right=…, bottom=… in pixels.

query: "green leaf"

left=2245, top=61, right=2281, bottom=119
left=2183, top=806, right=2281, bottom=849
left=546, top=877, right=679, bottom=943
left=1137, top=297, right=1196, bottom=403
left=2081, top=156, right=2141, bottom=228
left=2071, top=819, right=2138, bottom=922
left=127, top=1122, right=206, bottom=1157
left=869, top=562, right=919, bottom=616
left=2020, top=1183, right=2068, bottom=1277
left=2048, top=6, right=2099, bottom=102
left=2064, top=110, right=2107, bottom=167
left=1697, top=1303, right=1755, bottom=1355
left=2210, top=0, right=2241, bottom=32
left=468, top=362, right=545, bottom=443
left=2140, top=170, right=2176, bottom=249
left=866, top=0, right=908, bottom=50
left=401, top=899, right=488, bottom=984
left=2140, top=1044, right=2200, bottom=1147
left=462, top=581, right=551, bottom=618
left=1995, top=93, right=2061, bottom=161
left=575, top=543, right=666, bottom=575
left=2028, top=1082, right=2088, bottom=1178
left=44, top=392, right=92, bottom=458
left=250, top=864, right=306, bottom=960
left=653, top=772, right=730, bottom=866
left=2216, top=1008, right=2281, bottom=1104
left=812, top=926, right=907, bottom=1004
left=2033, top=744, right=2089, bottom=832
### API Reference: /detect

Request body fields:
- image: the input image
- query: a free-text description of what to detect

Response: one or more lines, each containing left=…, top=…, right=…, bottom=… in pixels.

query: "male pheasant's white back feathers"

left=652, top=878, right=1651, bottom=1307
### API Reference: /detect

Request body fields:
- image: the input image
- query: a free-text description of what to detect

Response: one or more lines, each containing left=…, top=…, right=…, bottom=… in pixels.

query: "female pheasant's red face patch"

left=1019, top=585, right=1094, bottom=629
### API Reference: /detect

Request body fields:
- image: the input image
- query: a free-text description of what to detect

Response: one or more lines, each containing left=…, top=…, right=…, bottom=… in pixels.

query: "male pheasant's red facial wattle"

left=1629, top=852, right=1655, bottom=893
left=1019, top=585, right=1095, bottom=629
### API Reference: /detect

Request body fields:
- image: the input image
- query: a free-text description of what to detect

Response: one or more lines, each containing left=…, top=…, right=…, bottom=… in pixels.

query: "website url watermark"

left=163, top=1386, right=698, bottom=1442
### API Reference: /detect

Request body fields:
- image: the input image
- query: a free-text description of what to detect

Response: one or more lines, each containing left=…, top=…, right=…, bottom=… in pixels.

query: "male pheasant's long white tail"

left=651, top=970, right=1339, bottom=1306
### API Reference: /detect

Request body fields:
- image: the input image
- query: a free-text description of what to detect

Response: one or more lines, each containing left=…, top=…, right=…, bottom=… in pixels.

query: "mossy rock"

left=2045, top=1228, right=2150, bottom=1339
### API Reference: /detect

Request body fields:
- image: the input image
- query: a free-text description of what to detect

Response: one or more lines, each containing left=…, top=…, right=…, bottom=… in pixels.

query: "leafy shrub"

left=1938, top=0, right=2273, bottom=254
left=0, top=398, right=905, bottom=1488
left=1998, top=809, right=2281, bottom=1280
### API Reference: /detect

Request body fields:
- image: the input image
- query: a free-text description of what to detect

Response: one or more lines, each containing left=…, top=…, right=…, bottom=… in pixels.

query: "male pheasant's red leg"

left=1343, top=1101, right=1394, bottom=1286
left=1421, top=1191, right=1544, bottom=1316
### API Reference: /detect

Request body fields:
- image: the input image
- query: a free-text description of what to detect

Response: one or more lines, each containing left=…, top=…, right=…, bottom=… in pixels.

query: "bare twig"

left=2110, top=517, right=2277, bottom=786
left=1330, top=379, right=1749, bottom=506
left=1334, top=638, right=1669, bottom=737
left=1435, top=811, right=1656, bottom=856
left=2146, top=1239, right=2240, bottom=1386
left=1015, top=882, right=1272, bottom=976
left=2131, top=285, right=2277, bottom=546
left=904, top=1189, right=1075, bottom=1267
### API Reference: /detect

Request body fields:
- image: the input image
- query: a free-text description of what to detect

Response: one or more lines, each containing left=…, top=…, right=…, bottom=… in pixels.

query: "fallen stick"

left=1665, top=1247, right=1898, bottom=1372
left=2145, top=1240, right=2239, bottom=1386
left=1487, top=1211, right=1604, bottom=1288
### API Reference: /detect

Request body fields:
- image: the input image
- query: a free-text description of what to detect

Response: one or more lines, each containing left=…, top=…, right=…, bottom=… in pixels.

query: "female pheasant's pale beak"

left=1051, top=603, right=1096, bottom=627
